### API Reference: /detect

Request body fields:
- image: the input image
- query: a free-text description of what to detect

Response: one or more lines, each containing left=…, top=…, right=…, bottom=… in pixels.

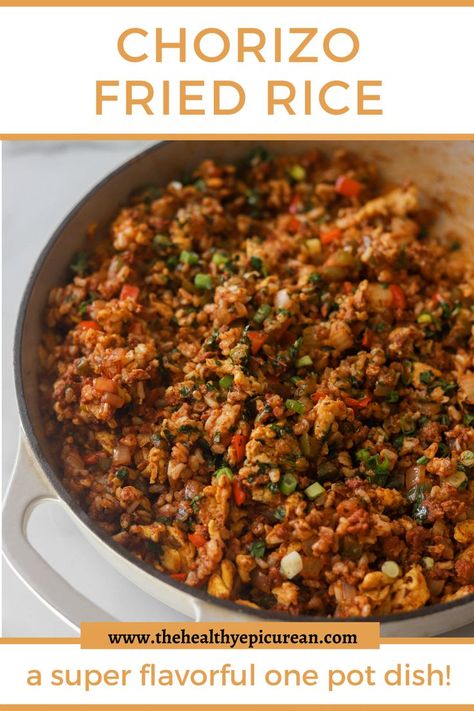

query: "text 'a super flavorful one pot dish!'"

left=39, top=148, right=474, bottom=618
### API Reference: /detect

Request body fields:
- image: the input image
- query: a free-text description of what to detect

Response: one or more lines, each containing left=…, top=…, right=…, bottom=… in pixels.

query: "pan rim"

left=13, top=138, right=474, bottom=627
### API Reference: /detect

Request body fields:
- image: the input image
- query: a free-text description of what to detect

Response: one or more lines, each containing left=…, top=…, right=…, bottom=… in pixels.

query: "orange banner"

left=80, top=621, right=379, bottom=650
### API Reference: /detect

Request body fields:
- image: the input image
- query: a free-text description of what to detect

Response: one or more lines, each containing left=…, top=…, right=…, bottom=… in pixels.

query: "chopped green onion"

left=357, top=449, right=390, bottom=485
left=296, top=355, right=313, bottom=369
left=464, top=413, right=474, bottom=426
left=416, top=455, right=430, bottom=465
left=116, top=467, right=128, bottom=481
left=437, top=442, right=449, bottom=457
left=180, top=250, right=199, bottom=265
left=250, top=256, right=267, bottom=274
left=393, top=434, right=405, bottom=450
left=215, top=466, right=233, bottom=481
left=420, top=370, right=435, bottom=384
left=254, top=303, right=272, bottom=324
left=280, top=550, right=303, bottom=579
left=219, top=375, right=233, bottom=390
left=153, top=234, right=172, bottom=249
left=250, top=540, right=266, bottom=559
left=285, top=399, right=305, bottom=415
left=212, top=252, right=228, bottom=266
left=400, top=414, right=416, bottom=434
left=274, top=505, right=286, bottom=522
left=288, top=165, right=306, bottom=182
left=460, top=450, right=474, bottom=468
left=70, top=251, right=88, bottom=276
left=356, top=448, right=371, bottom=463
left=422, top=556, right=434, bottom=570
left=304, top=481, right=325, bottom=500
left=386, top=390, right=400, bottom=404
left=381, top=561, right=401, bottom=578
left=372, top=454, right=390, bottom=477
left=417, top=312, right=433, bottom=324
left=446, top=470, right=467, bottom=488
left=279, top=473, right=298, bottom=496
left=194, top=273, right=213, bottom=290
left=289, top=337, right=302, bottom=361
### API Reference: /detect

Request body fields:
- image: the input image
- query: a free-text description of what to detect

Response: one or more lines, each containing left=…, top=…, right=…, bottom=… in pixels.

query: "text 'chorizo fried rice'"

left=39, top=148, right=474, bottom=617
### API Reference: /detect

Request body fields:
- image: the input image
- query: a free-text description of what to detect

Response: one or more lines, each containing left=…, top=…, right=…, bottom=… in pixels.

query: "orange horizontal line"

left=1, top=1, right=474, bottom=5
left=2, top=134, right=474, bottom=141
left=1, top=707, right=473, bottom=711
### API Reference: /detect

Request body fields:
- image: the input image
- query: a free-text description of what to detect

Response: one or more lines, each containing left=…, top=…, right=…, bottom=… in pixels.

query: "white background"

left=0, top=644, right=468, bottom=705
left=0, top=6, right=473, bottom=134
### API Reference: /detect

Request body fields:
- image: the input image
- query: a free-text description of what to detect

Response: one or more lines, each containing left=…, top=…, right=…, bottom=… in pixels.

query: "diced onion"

left=327, top=321, right=353, bottom=352
left=280, top=550, right=303, bottom=579
left=275, top=289, right=291, bottom=310
left=422, top=556, right=434, bottom=570
left=366, top=283, right=393, bottom=309
left=405, top=465, right=425, bottom=490
left=341, top=581, right=357, bottom=600
left=113, top=443, right=131, bottom=466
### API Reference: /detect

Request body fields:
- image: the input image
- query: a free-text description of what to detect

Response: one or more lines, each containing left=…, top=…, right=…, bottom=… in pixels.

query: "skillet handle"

left=2, top=436, right=115, bottom=633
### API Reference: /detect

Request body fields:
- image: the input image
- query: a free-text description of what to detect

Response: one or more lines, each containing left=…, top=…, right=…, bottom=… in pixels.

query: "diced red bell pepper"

left=362, top=329, right=373, bottom=349
left=188, top=533, right=207, bottom=548
left=78, top=320, right=101, bottom=331
left=321, top=227, right=342, bottom=245
left=335, top=175, right=363, bottom=198
left=120, top=284, right=140, bottom=301
left=232, top=478, right=246, bottom=506
left=389, top=284, right=406, bottom=310
left=231, top=434, right=247, bottom=464
left=311, top=390, right=328, bottom=403
left=287, top=217, right=301, bottom=234
left=171, top=572, right=187, bottom=581
left=342, top=394, right=372, bottom=409
left=248, top=331, right=268, bottom=355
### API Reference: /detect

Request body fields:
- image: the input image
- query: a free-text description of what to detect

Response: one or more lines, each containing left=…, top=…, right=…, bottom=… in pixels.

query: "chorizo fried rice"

left=39, top=147, right=474, bottom=618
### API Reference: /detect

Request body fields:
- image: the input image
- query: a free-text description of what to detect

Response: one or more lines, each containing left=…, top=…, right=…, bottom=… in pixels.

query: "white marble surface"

left=3, top=140, right=474, bottom=637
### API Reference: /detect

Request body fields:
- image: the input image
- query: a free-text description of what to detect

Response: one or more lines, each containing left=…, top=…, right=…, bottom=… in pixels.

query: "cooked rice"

left=39, top=147, right=474, bottom=617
